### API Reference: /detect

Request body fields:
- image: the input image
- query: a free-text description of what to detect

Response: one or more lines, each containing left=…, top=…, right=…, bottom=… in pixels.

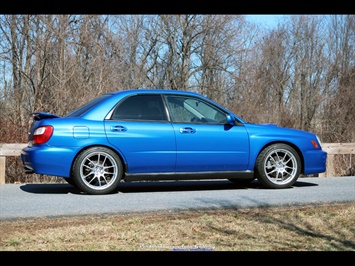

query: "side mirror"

left=226, top=114, right=236, bottom=126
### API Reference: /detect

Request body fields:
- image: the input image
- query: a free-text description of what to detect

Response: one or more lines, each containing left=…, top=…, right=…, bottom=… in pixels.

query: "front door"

left=164, top=95, right=249, bottom=172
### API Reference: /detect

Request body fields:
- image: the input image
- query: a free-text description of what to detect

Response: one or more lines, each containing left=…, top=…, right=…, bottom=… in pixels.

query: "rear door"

left=105, top=94, right=176, bottom=173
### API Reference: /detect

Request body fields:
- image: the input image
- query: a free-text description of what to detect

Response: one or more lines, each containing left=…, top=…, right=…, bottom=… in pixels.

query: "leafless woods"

left=0, top=15, right=354, bottom=144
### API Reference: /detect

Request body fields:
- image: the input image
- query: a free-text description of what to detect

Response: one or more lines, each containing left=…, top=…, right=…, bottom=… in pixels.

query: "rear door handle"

left=111, top=125, right=126, bottom=132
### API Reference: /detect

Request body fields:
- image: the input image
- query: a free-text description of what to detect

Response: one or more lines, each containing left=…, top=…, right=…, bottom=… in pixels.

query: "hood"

left=258, top=123, right=278, bottom=127
left=244, top=122, right=313, bottom=137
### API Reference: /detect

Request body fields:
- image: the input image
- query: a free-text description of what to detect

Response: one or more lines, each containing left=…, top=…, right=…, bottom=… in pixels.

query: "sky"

left=245, top=15, right=287, bottom=29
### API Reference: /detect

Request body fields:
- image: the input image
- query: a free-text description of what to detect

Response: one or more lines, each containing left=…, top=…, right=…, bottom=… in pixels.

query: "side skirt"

left=123, top=170, right=254, bottom=182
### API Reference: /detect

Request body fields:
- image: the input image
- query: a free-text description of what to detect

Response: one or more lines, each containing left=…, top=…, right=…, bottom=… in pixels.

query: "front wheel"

left=63, top=176, right=77, bottom=187
left=255, top=144, right=301, bottom=189
left=72, top=147, right=123, bottom=195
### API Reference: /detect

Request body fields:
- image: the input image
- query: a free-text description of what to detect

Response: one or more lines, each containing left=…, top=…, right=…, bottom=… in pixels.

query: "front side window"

left=165, top=95, right=227, bottom=124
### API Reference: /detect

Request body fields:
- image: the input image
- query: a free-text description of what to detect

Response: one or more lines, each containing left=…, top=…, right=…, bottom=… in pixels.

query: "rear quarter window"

left=65, top=94, right=111, bottom=117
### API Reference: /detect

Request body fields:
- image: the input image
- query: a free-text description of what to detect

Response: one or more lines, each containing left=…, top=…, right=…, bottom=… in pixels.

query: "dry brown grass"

left=0, top=202, right=354, bottom=251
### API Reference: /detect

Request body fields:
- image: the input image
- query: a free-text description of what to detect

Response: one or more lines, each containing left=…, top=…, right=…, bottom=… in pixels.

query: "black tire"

left=255, top=144, right=301, bottom=189
left=72, top=146, right=123, bottom=195
left=63, top=176, right=77, bottom=187
left=228, top=178, right=255, bottom=186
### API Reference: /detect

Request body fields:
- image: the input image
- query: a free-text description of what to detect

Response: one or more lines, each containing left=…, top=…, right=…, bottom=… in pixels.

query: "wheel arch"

left=70, top=144, right=127, bottom=176
left=254, top=141, right=305, bottom=174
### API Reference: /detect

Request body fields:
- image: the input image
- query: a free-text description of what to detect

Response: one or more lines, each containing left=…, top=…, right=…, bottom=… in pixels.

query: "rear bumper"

left=21, top=145, right=78, bottom=178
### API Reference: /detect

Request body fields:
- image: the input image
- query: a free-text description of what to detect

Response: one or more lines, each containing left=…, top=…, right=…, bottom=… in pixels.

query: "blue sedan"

left=21, top=89, right=327, bottom=195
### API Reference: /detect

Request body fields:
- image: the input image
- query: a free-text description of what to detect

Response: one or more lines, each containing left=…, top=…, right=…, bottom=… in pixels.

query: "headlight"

left=316, top=135, right=322, bottom=148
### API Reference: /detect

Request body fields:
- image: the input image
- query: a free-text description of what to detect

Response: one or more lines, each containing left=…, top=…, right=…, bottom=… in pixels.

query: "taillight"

left=33, top=126, right=54, bottom=144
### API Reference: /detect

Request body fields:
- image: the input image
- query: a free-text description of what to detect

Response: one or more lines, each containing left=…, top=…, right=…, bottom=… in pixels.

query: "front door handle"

left=179, top=127, right=196, bottom=134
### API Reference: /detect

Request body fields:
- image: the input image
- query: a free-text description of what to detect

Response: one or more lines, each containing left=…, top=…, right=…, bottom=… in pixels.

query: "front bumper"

left=302, top=149, right=327, bottom=175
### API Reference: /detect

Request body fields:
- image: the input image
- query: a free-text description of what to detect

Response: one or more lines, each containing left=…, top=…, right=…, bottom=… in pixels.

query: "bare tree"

left=0, top=15, right=35, bottom=142
left=322, top=15, right=355, bottom=142
left=196, top=15, right=246, bottom=104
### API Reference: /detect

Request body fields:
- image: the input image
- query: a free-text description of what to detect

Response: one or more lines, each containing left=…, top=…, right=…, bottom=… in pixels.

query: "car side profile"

left=21, top=89, right=327, bottom=195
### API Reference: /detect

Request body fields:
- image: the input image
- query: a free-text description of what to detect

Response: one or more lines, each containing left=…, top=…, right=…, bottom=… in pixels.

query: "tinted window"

left=66, top=94, right=111, bottom=117
left=112, top=95, right=167, bottom=121
left=165, top=95, right=227, bottom=124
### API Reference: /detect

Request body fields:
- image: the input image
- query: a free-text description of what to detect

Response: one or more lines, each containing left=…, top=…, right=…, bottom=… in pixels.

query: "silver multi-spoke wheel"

left=73, top=147, right=123, bottom=195
left=263, top=149, right=298, bottom=185
left=255, top=144, right=301, bottom=189
left=80, top=152, right=117, bottom=189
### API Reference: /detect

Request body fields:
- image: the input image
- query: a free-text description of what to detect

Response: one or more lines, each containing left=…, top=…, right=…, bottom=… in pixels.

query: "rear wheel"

left=72, top=147, right=123, bottom=195
left=255, top=144, right=301, bottom=189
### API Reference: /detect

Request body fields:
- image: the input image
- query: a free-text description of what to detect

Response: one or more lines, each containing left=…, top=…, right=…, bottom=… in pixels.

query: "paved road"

left=0, top=176, right=354, bottom=220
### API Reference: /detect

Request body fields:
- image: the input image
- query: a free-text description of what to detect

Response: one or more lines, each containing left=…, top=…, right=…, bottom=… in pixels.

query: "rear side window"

left=111, top=94, right=167, bottom=121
